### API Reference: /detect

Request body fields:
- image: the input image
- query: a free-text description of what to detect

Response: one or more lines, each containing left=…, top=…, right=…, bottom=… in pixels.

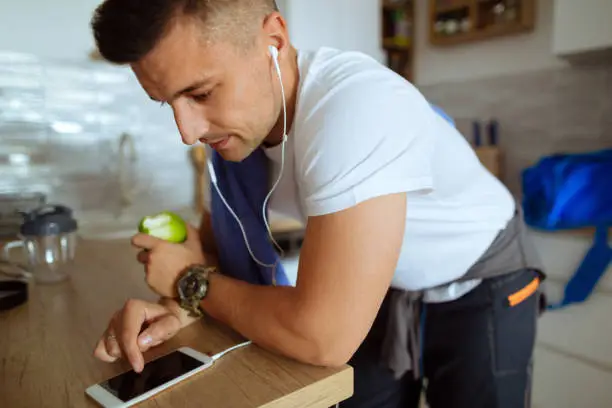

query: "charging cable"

left=211, top=340, right=253, bottom=362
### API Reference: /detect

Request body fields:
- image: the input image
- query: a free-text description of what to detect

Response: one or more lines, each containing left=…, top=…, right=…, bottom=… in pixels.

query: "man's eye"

left=192, top=91, right=211, bottom=102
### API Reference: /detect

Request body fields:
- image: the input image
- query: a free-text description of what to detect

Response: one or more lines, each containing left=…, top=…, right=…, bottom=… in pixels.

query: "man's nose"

left=173, top=103, right=210, bottom=145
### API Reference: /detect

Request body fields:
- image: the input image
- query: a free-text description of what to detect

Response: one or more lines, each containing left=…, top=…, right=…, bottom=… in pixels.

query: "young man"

left=91, top=1, right=544, bottom=407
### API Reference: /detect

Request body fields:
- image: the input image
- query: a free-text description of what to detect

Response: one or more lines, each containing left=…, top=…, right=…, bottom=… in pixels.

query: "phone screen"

left=99, top=350, right=205, bottom=402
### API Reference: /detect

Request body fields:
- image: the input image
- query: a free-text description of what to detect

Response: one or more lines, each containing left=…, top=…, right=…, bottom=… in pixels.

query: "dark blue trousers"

left=342, top=268, right=542, bottom=408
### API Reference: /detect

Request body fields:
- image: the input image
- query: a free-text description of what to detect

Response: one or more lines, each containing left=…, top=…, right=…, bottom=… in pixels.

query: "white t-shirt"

left=263, top=47, right=515, bottom=292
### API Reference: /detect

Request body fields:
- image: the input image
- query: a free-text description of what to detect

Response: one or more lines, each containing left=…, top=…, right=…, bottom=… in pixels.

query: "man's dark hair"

left=91, top=0, right=278, bottom=64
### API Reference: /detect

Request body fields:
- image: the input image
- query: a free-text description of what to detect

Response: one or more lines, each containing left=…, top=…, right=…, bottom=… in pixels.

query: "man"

left=91, top=1, right=544, bottom=407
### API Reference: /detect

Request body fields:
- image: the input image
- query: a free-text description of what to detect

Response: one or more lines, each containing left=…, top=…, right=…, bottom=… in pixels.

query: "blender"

left=1, top=204, right=78, bottom=284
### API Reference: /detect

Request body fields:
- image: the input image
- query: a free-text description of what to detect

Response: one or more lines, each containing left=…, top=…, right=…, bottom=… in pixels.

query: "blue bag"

left=522, top=148, right=612, bottom=309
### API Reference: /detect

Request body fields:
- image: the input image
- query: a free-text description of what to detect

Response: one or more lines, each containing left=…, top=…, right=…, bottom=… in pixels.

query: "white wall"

left=414, top=0, right=568, bottom=85
left=0, top=0, right=102, bottom=61
left=284, top=0, right=385, bottom=63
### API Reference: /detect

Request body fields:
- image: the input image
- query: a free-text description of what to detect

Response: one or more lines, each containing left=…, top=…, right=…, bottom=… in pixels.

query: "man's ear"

left=262, top=11, right=289, bottom=55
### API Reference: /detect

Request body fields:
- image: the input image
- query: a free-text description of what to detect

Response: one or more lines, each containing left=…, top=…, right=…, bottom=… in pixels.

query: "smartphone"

left=86, top=347, right=214, bottom=408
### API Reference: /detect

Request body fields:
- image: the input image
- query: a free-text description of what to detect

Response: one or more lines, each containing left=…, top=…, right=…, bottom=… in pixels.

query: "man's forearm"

left=200, top=273, right=341, bottom=366
left=197, top=213, right=330, bottom=364
left=196, top=212, right=350, bottom=366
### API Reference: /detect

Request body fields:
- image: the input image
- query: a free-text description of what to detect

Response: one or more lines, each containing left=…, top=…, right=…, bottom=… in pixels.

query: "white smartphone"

left=86, top=347, right=214, bottom=408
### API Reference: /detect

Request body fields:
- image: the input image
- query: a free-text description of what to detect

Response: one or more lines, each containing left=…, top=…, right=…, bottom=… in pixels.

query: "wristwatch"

left=176, top=264, right=216, bottom=317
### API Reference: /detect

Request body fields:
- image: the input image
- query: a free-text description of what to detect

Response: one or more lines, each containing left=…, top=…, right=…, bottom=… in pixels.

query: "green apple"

left=138, top=211, right=187, bottom=243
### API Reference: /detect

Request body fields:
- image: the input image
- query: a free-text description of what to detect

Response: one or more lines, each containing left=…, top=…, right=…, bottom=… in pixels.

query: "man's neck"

left=263, top=46, right=299, bottom=148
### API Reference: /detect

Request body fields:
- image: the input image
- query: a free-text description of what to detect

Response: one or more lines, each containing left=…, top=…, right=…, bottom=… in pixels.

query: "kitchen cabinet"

left=552, top=0, right=612, bottom=61
left=428, top=0, right=536, bottom=46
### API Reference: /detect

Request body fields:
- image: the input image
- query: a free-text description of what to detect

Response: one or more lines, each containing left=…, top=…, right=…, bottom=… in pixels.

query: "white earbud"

left=268, top=45, right=279, bottom=62
left=207, top=159, right=217, bottom=184
left=207, top=43, right=289, bottom=285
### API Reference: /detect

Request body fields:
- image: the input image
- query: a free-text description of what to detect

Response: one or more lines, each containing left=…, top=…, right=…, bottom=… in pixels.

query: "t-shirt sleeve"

left=296, top=75, right=437, bottom=217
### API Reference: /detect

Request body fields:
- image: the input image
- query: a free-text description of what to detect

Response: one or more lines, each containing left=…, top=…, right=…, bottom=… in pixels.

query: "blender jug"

left=2, top=204, right=78, bottom=283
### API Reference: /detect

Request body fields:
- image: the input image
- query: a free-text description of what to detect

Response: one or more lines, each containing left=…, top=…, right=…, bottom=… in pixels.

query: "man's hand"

left=132, top=223, right=205, bottom=298
left=93, top=298, right=198, bottom=372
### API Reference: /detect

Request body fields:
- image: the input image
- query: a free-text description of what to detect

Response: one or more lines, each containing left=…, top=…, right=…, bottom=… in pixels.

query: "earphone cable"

left=212, top=180, right=277, bottom=270
left=261, top=53, right=288, bottom=260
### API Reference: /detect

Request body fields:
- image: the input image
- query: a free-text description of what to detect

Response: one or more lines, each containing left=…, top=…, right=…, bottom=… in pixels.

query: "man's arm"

left=201, top=192, right=406, bottom=366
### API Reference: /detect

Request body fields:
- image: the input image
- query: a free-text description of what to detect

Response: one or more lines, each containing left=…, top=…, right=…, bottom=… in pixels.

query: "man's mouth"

left=201, top=135, right=230, bottom=150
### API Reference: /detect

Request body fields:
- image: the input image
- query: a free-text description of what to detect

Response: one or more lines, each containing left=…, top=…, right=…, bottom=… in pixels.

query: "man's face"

left=131, top=17, right=281, bottom=162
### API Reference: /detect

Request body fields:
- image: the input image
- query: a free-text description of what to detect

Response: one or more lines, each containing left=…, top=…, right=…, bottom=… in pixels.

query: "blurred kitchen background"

left=0, top=0, right=611, bottom=407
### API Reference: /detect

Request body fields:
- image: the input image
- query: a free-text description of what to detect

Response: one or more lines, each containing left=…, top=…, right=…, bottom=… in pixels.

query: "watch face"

left=181, top=274, right=200, bottom=298
left=179, top=268, right=209, bottom=302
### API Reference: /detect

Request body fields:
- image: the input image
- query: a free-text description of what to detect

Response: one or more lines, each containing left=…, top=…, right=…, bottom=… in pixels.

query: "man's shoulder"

left=297, top=47, right=409, bottom=100
left=295, top=47, right=429, bottom=130
left=294, top=48, right=437, bottom=149
left=290, top=50, right=440, bottom=215
left=297, top=46, right=383, bottom=78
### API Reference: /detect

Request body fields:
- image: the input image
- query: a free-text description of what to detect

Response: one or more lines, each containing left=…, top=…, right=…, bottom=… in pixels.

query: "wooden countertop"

left=269, top=216, right=305, bottom=235
left=0, top=238, right=352, bottom=408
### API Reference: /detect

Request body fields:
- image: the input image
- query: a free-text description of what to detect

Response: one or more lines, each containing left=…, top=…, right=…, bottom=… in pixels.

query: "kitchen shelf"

left=381, top=0, right=415, bottom=82
left=383, top=38, right=412, bottom=50
left=382, top=0, right=412, bottom=10
left=429, top=0, right=536, bottom=46
left=432, top=19, right=533, bottom=45
left=434, top=0, right=472, bottom=14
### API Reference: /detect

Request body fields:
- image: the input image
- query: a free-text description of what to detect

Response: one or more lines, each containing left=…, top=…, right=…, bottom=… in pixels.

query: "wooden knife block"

left=190, top=145, right=208, bottom=215
left=475, top=146, right=503, bottom=180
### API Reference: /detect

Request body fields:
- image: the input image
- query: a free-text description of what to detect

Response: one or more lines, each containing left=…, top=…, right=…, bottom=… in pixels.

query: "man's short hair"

left=91, top=0, right=278, bottom=64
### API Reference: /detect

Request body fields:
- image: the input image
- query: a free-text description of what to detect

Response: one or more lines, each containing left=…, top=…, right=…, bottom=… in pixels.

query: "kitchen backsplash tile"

left=419, top=64, right=612, bottom=196
left=0, top=51, right=194, bottom=216
left=601, top=72, right=612, bottom=134
left=2, top=49, right=610, bottom=216
left=551, top=68, right=608, bottom=138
